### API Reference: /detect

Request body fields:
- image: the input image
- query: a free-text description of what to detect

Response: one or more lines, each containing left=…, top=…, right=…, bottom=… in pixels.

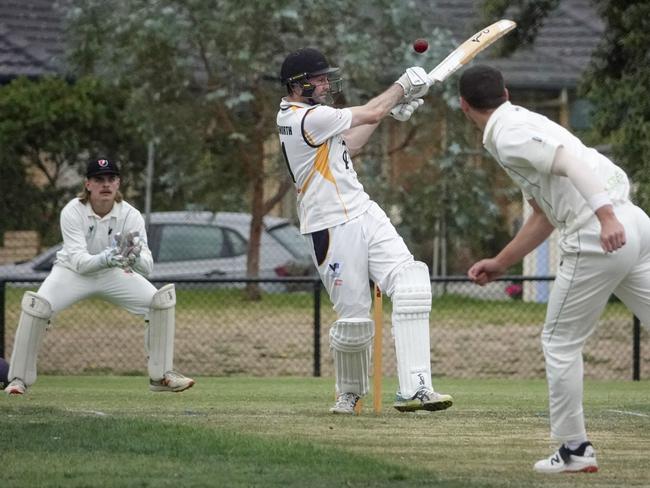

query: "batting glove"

left=390, top=98, right=424, bottom=121
left=395, top=67, right=430, bottom=101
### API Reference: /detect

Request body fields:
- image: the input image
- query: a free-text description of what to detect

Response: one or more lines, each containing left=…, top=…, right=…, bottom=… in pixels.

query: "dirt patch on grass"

left=3, top=301, right=647, bottom=379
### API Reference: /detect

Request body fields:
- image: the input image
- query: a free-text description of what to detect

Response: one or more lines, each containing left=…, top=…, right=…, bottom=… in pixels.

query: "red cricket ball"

left=413, top=38, right=428, bottom=53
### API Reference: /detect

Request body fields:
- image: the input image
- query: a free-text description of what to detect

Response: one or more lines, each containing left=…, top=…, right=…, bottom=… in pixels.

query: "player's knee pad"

left=9, top=292, right=52, bottom=386
left=391, top=261, right=433, bottom=397
left=151, top=283, right=176, bottom=310
left=392, top=261, right=432, bottom=315
left=146, top=284, right=176, bottom=379
left=329, top=319, right=374, bottom=396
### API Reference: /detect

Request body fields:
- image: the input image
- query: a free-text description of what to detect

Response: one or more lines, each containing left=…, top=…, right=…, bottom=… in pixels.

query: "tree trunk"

left=245, top=171, right=265, bottom=301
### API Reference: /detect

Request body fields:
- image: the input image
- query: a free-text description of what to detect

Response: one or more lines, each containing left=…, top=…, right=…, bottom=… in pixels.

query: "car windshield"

left=267, top=224, right=311, bottom=261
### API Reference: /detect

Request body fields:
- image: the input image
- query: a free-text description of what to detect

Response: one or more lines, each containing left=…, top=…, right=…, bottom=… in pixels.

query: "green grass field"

left=1, top=377, right=649, bottom=487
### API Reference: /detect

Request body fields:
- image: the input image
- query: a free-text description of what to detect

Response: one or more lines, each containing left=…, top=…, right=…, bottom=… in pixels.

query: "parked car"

left=0, top=211, right=316, bottom=286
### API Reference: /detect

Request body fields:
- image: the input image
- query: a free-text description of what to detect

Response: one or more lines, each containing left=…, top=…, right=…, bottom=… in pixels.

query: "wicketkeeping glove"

left=390, top=98, right=424, bottom=122
left=113, top=232, right=143, bottom=273
left=101, top=247, right=125, bottom=268
left=395, top=67, right=430, bottom=102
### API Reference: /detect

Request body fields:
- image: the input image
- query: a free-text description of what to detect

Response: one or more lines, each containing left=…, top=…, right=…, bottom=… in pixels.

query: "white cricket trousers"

left=544, top=202, right=650, bottom=442
left=38, top=264, right=158, bottom=316
left=308, top=201, right=413, bottom=318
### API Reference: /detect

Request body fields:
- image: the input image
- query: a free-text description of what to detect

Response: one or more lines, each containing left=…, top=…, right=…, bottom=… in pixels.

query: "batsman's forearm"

left=349, top=84, right=405, bottom=127
left=495, top=212, right=555, bottom=269
left=367, top=83, right=405, bottom=116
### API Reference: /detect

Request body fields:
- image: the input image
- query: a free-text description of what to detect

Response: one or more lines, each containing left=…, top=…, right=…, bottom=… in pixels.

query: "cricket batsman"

left=277, top=47, right=453, bottom=414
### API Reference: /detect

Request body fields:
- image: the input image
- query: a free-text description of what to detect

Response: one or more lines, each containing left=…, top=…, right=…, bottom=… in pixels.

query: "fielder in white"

left=459, top=65, right=650, bottom=474
left=277, top=47, right=453, bottom=414
left=4, top=158, right=195, bottom=395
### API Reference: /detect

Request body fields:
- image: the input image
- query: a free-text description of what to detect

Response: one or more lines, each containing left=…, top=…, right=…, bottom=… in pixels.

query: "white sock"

left=565, top=439, right=588, bottom=451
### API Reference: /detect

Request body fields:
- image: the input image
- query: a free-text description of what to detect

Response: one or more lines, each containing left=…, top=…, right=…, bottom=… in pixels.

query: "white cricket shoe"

left=330, top=392, right=361, bottom=414
left=534, top=442, right=599, bottom=474
left=393, top=388, right=453, bottom=412
left=149, top=370, right=195, bottom=392
left=5, top=378, right=27, bottom=395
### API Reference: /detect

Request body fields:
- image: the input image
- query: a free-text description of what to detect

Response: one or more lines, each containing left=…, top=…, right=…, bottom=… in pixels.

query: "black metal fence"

left=0, top=276, right=646, bottom=380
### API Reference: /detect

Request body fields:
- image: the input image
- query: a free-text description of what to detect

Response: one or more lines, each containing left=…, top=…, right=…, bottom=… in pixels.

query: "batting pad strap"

left=391, top=262, right=433, bottom=397
left=391, top=261, right=432, bottom=314
left=21, top=291, right=52, bottom=319
left=330, top=319, right=374, bottom=397
left=150, top=284, right=176, bottom=310
left=329, top=319, right=374, bottom=352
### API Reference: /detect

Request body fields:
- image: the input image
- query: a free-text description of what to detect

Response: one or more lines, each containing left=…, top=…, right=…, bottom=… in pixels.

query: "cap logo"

left=98, top=159, right=109, bottom=167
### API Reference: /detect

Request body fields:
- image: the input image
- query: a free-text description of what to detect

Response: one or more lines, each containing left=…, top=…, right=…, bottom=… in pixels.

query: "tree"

left=64, top=0, right=451, bottom=297
left=0, top=76, right=144, bottom=244
left=581, top=1, right=650, bottom=210
left=388, top=107, right=516, bottom=274
left=480, top=0, right=560, bottom=55
left=481, top=0, right=650, bottom=210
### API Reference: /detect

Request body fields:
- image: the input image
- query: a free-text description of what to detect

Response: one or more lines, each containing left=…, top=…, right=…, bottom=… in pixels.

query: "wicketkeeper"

left=4, top=158, right=195, bottom=395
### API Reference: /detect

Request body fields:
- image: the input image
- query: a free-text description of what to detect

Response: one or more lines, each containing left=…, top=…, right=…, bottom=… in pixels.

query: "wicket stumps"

left=372, top=283, right=383, bottom=414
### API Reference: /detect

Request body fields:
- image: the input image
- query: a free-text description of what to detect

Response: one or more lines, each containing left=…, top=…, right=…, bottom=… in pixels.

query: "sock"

left=565, top=439, right=588, bottom=451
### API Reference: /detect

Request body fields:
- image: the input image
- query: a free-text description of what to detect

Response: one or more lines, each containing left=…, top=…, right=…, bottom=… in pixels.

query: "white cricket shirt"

left=55, top=198, right=154, bottom=275
left=277, top=99, right=371, bottom=234
left=483, top=102, right=630, bottom=236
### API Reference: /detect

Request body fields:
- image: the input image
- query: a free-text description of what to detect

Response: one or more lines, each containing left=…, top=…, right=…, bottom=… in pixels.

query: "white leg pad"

left=9, top=292, right=52, bottom=386
left=329, top=319, right=374, bottom=396
left=391, top=261, right=433, bottom=398
left=147, top=284, right=176, bottom=380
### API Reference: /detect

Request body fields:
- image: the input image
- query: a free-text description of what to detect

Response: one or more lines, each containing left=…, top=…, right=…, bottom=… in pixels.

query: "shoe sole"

left=329, top=409, right=355, bottom=414
left=6, top=389, right=25, bottom=395
left=423, top=399, right=453, bottom=411
left=393, top=399, right=453, bottom=413
left=535, top=466, right=599, bottom=474
left=534, top=461, right=599, bottom=474
left=150, top=380, right=195, bottom=393
left=564, top=466, right=598, bottom=474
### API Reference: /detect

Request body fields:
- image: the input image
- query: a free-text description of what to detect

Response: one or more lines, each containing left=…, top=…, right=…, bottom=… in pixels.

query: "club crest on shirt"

left=328, top=262, right=341, bottom=277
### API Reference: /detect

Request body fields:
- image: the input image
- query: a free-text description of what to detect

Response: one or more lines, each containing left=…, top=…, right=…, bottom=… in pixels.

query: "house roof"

left=0, top=0, right=66, bottom=80
left=420, top=0, right=604, bottom=90
left=0, top=0, right=603, bottom=90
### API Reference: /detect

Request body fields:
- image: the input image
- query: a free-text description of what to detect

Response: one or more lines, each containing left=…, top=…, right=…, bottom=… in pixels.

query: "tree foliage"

left=581, top=1, right=650, bottom=210
left=482, top=0, right=650, bottom=210
left=52, top=0, right=516, bottom=285
left=394, top=110, right=515, bottom=273
left=62, top=0, right=449, bottom=290
left=480, top=0, right=560, bottom=55
left=0, top=76, right=143, bottom=243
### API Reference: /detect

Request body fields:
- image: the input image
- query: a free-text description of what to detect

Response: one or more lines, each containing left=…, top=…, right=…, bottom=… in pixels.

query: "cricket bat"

left=427, top=19, right=516, bottom=85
